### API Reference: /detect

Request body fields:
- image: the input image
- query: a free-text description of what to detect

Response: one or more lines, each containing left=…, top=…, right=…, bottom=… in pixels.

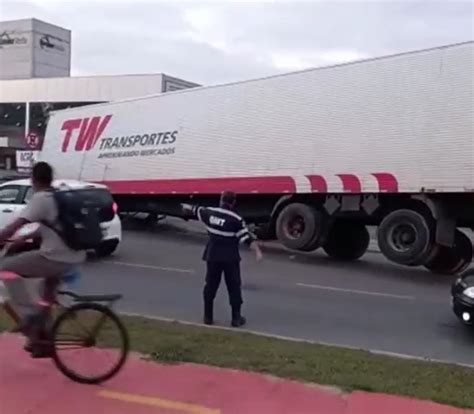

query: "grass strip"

left=1, top=313, right=473, bottom=408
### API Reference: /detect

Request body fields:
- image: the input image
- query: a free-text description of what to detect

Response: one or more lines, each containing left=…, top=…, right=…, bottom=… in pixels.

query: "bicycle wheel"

left=51, top=302, right=129, bottom=384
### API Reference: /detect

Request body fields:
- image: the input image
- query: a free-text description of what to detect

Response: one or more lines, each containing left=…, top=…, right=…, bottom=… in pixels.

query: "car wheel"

left=95, top=240, right=119, bottom=257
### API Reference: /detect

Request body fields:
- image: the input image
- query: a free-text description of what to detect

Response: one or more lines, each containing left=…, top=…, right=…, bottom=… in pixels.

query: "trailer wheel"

left=298, top=229, right=326, bottom=251
left=323, top=221, right=370, bottom=261
left=377, top=209, right=435, bottom=266
left=276, top=203, right=327, bottom=251
left=424, top=230, right=472, bottom=275
left=298, top=213, right=331, bottom=252
left=145, top=213, right=159, bottom=226
left=255, top=223, right=276, bottom=241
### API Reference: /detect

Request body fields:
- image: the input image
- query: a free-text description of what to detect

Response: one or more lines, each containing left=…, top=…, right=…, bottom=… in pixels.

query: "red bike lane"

left=0, top=334, right=472, bottom=414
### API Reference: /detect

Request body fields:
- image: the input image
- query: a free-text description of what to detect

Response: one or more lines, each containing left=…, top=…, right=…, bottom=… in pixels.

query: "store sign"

left=16, top=150, right=38, bottom=173
left=0, top=31, right=28, bottom=48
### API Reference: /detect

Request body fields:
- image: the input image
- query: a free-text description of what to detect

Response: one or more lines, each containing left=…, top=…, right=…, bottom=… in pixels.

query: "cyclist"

left=0, top=162, right=86, bottom=357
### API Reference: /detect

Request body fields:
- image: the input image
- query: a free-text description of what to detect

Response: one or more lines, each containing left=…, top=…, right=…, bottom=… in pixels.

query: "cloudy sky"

left=1, top=0, right=473, bottom=85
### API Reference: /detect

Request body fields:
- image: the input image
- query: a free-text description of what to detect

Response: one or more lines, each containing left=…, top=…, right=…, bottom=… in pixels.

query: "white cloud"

left=1, top=0, right=472, bottom=84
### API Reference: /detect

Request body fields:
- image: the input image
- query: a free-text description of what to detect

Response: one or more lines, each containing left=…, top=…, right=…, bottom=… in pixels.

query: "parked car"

left=0, top=179, right=121, bottom=257
left=451, top=268, right=474, bottom=327
left=0, top=174, right=29, bottom=184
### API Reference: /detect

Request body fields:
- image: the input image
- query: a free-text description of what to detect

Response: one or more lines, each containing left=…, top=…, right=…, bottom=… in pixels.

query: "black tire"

left=424, top=230, right=473, bottom=275
left=254, top=223, right=276, bottom=241
left=323, top=221, right=370, bottom=261
left=298, top=231, right=325, bottom=252
left=145, top=213, right=158, bottom=226
left=377, top=209, right=435, bottom=266
left=95, top=240, right=119, bottom=257
left=299, top=214, right=331, bottom=252
left=51, top=302, right=129, bottom=384
left=276, top=203, right=328, bottom=251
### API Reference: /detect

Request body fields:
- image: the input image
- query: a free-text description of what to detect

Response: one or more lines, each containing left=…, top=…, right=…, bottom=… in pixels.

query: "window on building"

left=0, top=103, right=26, bottom=145
left=28, top=101, right=103, bottom=139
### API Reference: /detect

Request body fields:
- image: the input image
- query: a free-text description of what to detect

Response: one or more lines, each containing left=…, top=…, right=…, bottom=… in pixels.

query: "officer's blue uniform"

left=191, top=205, right=255, bottom=323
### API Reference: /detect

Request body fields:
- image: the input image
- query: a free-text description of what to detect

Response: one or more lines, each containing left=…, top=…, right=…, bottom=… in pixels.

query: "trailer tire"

left=145, top=213, right=159, bottom=226
left=276, top=203, right=327, bottom=251
left=323, top=221, right=370, bottom=261
left=298, top=230, right=325, bottom=252
left=255, top=223, right=276, bottom=241
left=298, top=214, right=331, bottom=252
left=424, top=230, right=472, bottom=275
left=377, top=209, right=435, bottom=266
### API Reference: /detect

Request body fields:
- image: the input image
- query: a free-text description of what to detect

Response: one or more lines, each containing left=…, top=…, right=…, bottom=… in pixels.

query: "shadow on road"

left=121, top=218, right=461, bottom=289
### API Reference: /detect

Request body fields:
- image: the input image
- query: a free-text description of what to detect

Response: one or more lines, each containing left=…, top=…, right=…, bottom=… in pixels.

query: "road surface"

left=76, top=219, right=474, bottom=366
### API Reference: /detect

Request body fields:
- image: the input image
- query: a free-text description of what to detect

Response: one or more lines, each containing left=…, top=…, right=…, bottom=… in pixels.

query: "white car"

left=0, top=179, right=122, bottom=257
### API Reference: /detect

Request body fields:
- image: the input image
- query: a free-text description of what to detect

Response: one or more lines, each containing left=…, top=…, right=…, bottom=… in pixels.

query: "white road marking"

left=296, top=283, right=415, bottom=300
left=106, top=260, right=195, bottom=274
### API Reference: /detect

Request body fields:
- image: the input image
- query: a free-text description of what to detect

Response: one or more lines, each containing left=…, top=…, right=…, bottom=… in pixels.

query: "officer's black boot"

left=231, top=306, right=246, bottom=328
left=204, top=301, right=214, bottom=325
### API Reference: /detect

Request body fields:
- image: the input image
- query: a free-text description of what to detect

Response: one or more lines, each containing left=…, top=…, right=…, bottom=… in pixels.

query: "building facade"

left=0, top=18, right=71, bottom=80
left=0, top=18, right=200, bottom=174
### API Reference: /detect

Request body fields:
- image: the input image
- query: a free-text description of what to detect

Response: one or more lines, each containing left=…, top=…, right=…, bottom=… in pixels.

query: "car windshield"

left=77, top=187, right=113, bottom=204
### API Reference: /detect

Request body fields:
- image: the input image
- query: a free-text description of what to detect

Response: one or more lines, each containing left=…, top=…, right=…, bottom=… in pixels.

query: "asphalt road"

left=76, top=219, right=474, bottom=366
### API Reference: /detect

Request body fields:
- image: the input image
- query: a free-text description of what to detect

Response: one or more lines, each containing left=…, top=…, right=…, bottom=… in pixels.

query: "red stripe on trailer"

left=101, top=176, right=297, bottom=195
left=371, top=173, right=399, bottom=193
left=306, top=175, right=328, bottom=192
left=337, top=174, right=362, bottom=193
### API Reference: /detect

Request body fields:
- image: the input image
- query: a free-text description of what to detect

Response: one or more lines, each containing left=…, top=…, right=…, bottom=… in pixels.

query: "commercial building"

left=0, top=18, right=199, bottom=174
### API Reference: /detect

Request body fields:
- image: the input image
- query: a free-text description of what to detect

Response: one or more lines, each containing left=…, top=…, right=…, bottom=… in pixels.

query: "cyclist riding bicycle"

left=0, top=162, right=86, bottom=357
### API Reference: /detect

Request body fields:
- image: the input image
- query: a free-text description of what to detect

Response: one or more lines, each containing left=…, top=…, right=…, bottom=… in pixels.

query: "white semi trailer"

left=40, top=41, right=474, bottom=274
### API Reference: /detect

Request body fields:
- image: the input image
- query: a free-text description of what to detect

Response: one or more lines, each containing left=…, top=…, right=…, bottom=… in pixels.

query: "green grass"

left=1, top=312, right=473, bottom=408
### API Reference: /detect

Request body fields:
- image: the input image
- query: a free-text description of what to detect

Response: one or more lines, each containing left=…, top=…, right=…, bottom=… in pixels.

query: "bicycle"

left=0, top=264, right=130, bottom=384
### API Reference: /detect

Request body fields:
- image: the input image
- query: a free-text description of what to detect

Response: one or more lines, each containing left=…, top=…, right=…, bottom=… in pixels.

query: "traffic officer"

left=182, top=191, right=263, bottom=327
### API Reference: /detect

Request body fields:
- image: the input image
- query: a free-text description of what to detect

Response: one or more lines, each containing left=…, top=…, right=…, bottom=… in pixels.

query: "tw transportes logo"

left=61, top=116, right=112, bottom=152
left=60, top=115, right=178, bottom=159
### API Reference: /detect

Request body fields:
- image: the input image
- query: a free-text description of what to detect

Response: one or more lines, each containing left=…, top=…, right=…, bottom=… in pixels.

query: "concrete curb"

left=122, top=312, right=474, bottom=370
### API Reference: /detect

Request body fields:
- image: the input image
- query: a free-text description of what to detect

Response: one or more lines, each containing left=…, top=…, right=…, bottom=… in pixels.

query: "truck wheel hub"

left=287, top=216, right=305, bottom=239
left=390, top=224, right=417, bottom=252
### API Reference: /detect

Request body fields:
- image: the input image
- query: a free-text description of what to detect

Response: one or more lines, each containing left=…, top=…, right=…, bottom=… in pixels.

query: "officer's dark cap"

left=220, top=190, right=236, bottom=206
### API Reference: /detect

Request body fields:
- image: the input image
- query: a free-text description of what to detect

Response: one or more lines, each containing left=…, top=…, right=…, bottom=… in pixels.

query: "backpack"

left=48, top=189, right=104, bottom=251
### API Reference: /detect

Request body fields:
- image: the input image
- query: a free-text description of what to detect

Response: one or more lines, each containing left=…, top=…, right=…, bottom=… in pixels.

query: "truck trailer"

left=39, top=41, right=474, bottom=275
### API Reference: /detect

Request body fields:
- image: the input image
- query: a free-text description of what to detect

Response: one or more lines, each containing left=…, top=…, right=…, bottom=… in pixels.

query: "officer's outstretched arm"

left=181, top=203, right=212, bottom=225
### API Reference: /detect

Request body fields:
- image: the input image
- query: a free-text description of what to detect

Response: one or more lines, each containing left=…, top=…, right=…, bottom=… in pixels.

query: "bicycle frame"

left=0, top=270, right=26, bottom=327
left=56, top=290, right=122, bottom=340
left=1, top=284, right=121, bottom=347
left=0, top=238, right=128, bottom=384
left=2, top=301, right=21, bottom=325
left=0, top=239, right=36, bottom=327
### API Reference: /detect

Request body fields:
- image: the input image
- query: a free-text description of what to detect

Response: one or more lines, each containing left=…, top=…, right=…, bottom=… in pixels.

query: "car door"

left=0, top=185, right=26, bottom=228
